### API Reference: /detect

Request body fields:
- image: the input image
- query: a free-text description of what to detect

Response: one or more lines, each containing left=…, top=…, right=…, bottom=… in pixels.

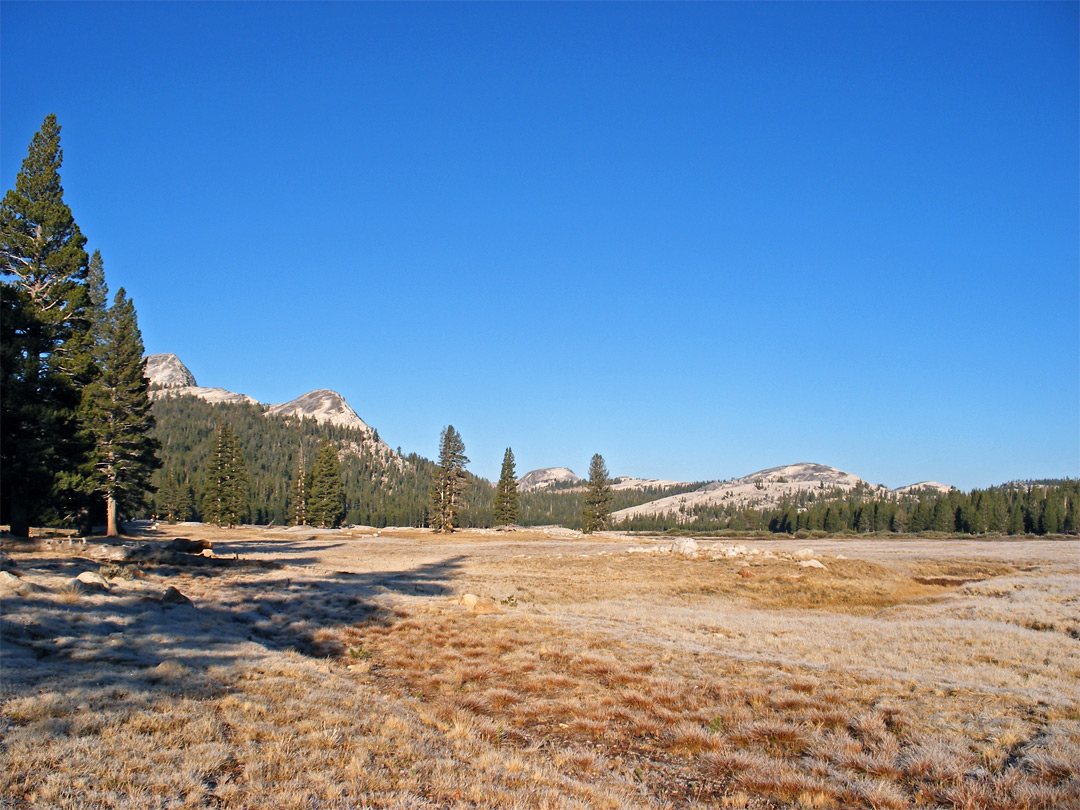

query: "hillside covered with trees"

left=615, top=479, right=1078, bottom=537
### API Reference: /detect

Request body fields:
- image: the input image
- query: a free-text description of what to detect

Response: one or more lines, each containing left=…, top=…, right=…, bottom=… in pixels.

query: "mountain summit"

left=145, top=353, right=257, bottom=405
left=517, top=467, right=583, bottom=492
left=144, top=353, right=196, bottom=388
left=144, top=352, right=388, bottom=449
left=267, top=389, right=373, bottom=432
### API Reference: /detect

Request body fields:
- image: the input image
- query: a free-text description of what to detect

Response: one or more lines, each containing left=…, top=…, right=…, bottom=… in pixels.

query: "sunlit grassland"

left=2, top=527, right=1077, bottom=809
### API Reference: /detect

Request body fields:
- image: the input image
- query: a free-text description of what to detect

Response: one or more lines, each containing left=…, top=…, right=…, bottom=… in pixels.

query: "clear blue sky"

left=3, top=2, right=1077, bottom=489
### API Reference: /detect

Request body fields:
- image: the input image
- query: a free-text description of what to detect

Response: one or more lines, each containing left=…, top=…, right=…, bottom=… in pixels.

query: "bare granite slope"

left=267, top=389, right=373, bottom=433
left=517, top=467, right=583, bottom=492
left=613, top=462, right=888, bottom=522
left=144, top=353, right=392, bottom=455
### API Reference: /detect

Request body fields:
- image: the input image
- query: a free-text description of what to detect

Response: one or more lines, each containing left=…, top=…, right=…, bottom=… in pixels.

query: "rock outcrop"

left=517, top=468, right=583, bottom=492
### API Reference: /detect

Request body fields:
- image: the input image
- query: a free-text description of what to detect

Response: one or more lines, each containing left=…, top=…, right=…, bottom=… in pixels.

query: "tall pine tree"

left=1, top=114, right=91, bottom=535
left=79, top=282, right=161, bottom=536
left=308, top=440, right=344, bottom=528
left=288, top=443, right=309, bottom=526
left=582, top=453, right=613, bottom=534
left=430, top=425, right=468, bottom=532
left=202, top=424, right=249, bottom=527
left=493, top=447, right=520, bottom=529
left=158, top=473, right=195, bottom=523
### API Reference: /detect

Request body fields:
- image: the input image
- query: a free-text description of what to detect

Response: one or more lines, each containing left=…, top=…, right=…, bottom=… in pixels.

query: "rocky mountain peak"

left=145, top=353, right=197, bottom=388
left=517, top=467, right=583, bottom=492
left=266, top=389, right=372, bottom=432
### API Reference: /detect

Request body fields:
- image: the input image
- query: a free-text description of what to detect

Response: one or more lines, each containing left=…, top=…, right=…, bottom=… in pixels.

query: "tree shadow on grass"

left=0, top=549, right=467, bottom=705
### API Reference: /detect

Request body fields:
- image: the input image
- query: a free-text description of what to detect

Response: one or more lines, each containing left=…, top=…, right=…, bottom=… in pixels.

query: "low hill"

left=613, top=462, right=887, bottom=523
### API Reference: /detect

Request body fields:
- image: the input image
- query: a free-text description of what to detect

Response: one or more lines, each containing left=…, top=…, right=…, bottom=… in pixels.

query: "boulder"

left=160, top=586, right=193, bottom=607
left=799, top=559, right=827, bottom=570
left=66, top=571, right=110, bottom=592
left=169, top=538, right=213, bottom=554
left=793, top=548, right=816, bottom=561
left=671, top=538, right=699, bottom=558
left=93, top=544, right=134, bottom=562
left=0, top=569, right=28, bottom=594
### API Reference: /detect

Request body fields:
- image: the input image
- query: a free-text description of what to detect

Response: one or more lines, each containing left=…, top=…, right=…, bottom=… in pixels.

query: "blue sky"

left=3, top=2, right=1077, bottom=489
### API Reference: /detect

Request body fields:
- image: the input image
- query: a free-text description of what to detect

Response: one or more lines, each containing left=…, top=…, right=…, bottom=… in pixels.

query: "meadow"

left=2, top=525, right=1077, bottom=809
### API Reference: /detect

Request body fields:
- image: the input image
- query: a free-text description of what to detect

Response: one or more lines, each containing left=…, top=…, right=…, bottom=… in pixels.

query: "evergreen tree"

left=288, top=443, right=309, bottom=526
left=582, top=453, right=613, bottom=534
left=202, top=424, right=249, bottom=527
left=78, top=285, right=160, bottom=536
left=158, top=473, right=195, bottom=522
left=823, top=505, right=843, bottom=534
left=1, top=114, right=91, bottom=535
left=430, top=425, right=468, bottom=532
left=931, top=499, right=955, bottom=533
left=1006, top=501, right=1025, bottom=535
left=493, top=447, right=520, bottom=528
left=308, top=440, right=344, bottom=528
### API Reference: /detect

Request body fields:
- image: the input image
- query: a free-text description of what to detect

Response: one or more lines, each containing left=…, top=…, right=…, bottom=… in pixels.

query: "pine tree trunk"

left=106, top=493, right=119, bottom=537
left=9, top=492, right=29, bottom=538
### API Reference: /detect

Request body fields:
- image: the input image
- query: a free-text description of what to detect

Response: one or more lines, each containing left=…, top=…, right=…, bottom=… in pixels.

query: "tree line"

left=616, top=480, right=1078, bottom=536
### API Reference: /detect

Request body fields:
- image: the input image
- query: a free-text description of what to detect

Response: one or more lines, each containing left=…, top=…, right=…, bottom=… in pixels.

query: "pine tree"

left=158, top=473, right=194, bottom=522
left=202, top=424, right=249, bottom=527
left=288, top=443, right=309, bottom=526
left=493, top=447, right=520, bottom=529
left=582, top=453, right=612, bottom=534
left=308, top=440, right=344, bottom=528
left=430, top=425, right=468, bottom=532
left=78, top=284, right=161, bottom=536
left=1, top=114, right=91, bottom=536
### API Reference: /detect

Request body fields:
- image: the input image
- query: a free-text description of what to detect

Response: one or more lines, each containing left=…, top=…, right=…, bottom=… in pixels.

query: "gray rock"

left=169, top=537, right=213, bottom=554
left=0, top=569, right=26, bottom=593
left=93, top=544, right=134, bottom=562
left=160, top=586, right=192, bottom=607
left=798, top=559, right=827, bottom=570
left=671, top=538, right=699, bottom=558
left=66, top=571, right=110, bottom=592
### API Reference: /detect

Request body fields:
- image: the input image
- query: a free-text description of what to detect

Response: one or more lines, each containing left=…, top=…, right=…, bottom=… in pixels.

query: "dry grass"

left=1, top=525, right=1078, bottom=808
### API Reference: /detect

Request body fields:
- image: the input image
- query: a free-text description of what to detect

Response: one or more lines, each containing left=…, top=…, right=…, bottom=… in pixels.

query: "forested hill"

left=149, top=394, right=706, bottom=530
left=150, top=395, right=441, bottom=527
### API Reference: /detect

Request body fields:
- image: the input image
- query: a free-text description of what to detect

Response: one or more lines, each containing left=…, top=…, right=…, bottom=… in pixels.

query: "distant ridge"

left=146, top=353, right=257, bottom=405
left=893, top=481, right=954, bottom=495
left=612, top=462, right=954, bottom=523
left=144, top=352, right=392, bottom=454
